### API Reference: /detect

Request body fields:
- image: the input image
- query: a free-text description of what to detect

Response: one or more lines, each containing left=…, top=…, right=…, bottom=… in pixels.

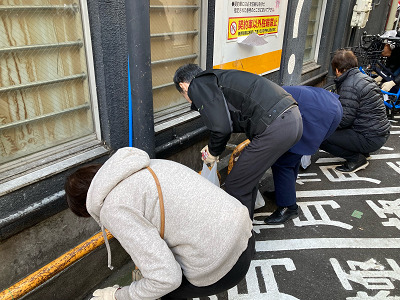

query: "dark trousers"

left=320, top=129, right=389, bottom=162
left=224, top=106, right=303, bottom=219
left=271, top=151, right=303, bottom=207
left=161, top=232, right=256, bottom=300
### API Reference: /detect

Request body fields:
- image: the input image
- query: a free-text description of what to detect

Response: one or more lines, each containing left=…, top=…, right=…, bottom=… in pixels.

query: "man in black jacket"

left=375, top=31, right=400, bottom=92
left=377, top=47, right=400, bottom=92
left=173, top=64, right=303, bottom=220
left=320, top=49, right=391, bottom=173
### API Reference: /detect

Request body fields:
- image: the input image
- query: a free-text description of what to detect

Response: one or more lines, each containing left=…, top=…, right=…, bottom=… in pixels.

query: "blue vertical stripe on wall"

left=128, top=56, right=133, bottom=147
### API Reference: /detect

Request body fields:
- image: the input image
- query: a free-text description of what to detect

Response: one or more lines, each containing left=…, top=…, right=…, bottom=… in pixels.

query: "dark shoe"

left=264, top=206, right=299, bottom=225
left=335, top=156, right=369, bottom=173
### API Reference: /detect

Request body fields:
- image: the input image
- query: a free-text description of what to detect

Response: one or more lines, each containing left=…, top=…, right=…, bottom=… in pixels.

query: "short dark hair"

left=64, top=164, right=102, bottom=217
left=173, top=64, right=203, bottom=93
left=331, top=49, right=358, bottom=73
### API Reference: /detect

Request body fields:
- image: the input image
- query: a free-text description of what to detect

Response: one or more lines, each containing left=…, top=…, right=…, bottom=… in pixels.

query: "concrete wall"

left=19, top=239, right=130, bottom=300
left=0, top=208, right=130, bottom=299
left=87, top=0, right=129, bottom=149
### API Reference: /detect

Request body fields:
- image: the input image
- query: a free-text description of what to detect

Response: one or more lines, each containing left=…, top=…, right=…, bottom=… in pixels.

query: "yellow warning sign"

left=228, top=15, right=279, bottom=40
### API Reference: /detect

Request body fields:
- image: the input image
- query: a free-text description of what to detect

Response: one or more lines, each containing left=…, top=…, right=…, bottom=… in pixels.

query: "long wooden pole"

left=0, top=231, right=113, bottom=300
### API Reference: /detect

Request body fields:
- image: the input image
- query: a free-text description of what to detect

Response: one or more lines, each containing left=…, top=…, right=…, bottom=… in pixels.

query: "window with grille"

left=0, top=0, right=99, bottom=166
left=150, top=0, right=202, bottom=124
left=303, top=0, right=326, bottom=63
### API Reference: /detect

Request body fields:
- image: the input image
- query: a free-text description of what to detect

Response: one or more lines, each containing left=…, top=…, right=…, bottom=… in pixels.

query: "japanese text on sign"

left=232, top=1, right=275, bottom=14
left=228, top=15, right=279, bottom=40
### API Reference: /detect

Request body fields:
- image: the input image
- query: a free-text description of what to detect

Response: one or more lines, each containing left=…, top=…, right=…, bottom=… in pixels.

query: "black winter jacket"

left=334, top=68, right=390, bottom=137
left=188, top=69, right=297, bottom=156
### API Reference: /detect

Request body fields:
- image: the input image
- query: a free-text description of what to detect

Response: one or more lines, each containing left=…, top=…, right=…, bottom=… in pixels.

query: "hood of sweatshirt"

left=86, top=147, right=150, bottom=269
left=87, top=147, right=150, bottom=224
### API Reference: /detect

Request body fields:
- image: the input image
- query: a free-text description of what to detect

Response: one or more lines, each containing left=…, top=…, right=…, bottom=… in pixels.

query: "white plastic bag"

left=300, top=155, right=311, bottom=169
left=255, top=190, right=265, bottom=210
left=200, top=162, right=220, bottom=187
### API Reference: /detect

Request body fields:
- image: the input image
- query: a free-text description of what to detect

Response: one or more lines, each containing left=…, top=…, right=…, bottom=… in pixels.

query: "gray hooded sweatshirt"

left=86, top=147, right=253, bottom=300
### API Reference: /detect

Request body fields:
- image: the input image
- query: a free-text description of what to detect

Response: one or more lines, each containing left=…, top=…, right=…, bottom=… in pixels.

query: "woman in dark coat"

left=320, top=49, right=391, bottom=173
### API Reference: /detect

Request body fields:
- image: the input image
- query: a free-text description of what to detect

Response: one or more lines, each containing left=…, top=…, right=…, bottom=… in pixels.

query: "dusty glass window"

left=303, top=0, right=325, bottom=63
left=0, top=0, right=98, bottom=165
left=150, top=0, right=201, bottom=114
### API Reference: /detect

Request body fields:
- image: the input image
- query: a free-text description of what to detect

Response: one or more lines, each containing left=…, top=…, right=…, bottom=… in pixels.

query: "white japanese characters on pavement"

left=294, top=200, right=353, bottom=229
left=197, top=136, right=400, bottom=299
left=366, top=198, right=400, bottom=230
left=331, top=258, right=400, bottom=290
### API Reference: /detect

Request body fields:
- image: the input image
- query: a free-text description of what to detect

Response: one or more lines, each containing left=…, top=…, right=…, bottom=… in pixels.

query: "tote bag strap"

left=146, top=166, right=165, bottom=239
left=133, top=166, right=165, bottom=279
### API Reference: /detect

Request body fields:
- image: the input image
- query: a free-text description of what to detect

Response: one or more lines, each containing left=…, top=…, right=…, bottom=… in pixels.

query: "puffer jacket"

left=334, top=67, right=390, bottom=137
left=188, top=69, right=297, bottom=156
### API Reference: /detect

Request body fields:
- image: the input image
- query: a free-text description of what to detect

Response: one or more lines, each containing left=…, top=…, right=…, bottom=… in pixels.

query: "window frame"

left=152, top=0, right=207, bottom=134
left=302, top=0, right=327, bottom=70
left=81, top=0, right=102, bottom=141
left=0, top=0, right=105, bottom=195
left=312, top=0, right=327, bottom=63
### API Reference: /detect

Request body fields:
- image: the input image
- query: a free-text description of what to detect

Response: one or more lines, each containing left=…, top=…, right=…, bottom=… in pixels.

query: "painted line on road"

left=297, top=186, right=400, bottom=198
left=316, top=153, right=400, bottom=164
left=256, top=238, right=400, bottom=252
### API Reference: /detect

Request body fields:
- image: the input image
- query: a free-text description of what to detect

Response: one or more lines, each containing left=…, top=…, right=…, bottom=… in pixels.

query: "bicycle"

left=352, top=32, right=385, bottom=78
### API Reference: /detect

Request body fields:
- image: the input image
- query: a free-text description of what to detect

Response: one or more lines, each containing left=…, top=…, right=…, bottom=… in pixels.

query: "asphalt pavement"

left=193, top=115, right=400, bottom=300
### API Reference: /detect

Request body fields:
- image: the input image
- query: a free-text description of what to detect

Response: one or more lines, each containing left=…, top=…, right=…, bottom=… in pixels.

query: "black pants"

left=161, top=232, right=256, bottom=300
left=224, top=106, right=303, bottom=219
left=320, top=129, right=389, bottom=162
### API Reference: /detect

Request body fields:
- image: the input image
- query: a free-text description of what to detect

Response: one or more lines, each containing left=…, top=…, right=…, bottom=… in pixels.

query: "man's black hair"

left=173, top=64, right=203, bottom=93
left=331, top=49, right=358, bottom=74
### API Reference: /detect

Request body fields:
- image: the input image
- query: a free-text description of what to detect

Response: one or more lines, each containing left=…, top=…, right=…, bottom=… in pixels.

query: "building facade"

left=0, top=0, right=395, bottom=298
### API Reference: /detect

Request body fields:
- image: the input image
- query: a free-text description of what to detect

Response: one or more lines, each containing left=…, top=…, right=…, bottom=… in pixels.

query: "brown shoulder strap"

left=146, top=167, right=165, bottom=239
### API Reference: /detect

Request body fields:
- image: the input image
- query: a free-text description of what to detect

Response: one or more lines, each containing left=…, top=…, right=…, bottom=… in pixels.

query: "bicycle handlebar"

left=381, top=90, right=399, bottom=96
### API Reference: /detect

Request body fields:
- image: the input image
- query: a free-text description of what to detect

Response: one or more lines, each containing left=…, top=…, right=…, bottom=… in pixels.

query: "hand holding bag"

left=200, top=162, right=220, bottom=187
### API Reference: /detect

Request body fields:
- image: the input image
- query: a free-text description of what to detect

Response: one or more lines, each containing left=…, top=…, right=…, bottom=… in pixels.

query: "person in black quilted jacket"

left=320, top=49, right=391, bottom=173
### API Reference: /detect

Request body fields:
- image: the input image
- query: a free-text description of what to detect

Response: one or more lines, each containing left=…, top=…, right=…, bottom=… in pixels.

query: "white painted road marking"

left=296, top=173, right=321, bottom=185
left=316, top=153, right=400, bottom=164
left=387, top=161, right=400, bottom=174
left=319, top=165, right=381, bottom=184
left=256, top=238, right=400, bottom=252
left=297, top=187, right=400, bottom=198
left=294, top=201, right=353, bottom=229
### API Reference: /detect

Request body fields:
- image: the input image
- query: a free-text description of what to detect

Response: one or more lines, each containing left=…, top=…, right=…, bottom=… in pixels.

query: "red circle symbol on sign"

left=230, top=21, right=237, bottom=36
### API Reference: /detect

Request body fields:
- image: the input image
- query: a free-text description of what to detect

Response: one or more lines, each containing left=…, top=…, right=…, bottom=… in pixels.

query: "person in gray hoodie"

left=65, top=147, right=254, bottom=300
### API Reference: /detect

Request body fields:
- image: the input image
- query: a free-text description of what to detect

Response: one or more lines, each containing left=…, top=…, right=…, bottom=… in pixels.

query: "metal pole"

left=328, top=0, right=356, bottom=80
left=206, top=0, right=215, bottom=69
left=125, top=0, right=155, bottom=158
left=332, top=0, right=356, bottom=51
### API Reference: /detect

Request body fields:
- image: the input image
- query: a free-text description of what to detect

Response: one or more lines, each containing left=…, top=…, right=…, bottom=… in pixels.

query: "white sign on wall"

left=227, top=1, right=280, bottom=40
left=213, top=0, right=288, bottom=75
